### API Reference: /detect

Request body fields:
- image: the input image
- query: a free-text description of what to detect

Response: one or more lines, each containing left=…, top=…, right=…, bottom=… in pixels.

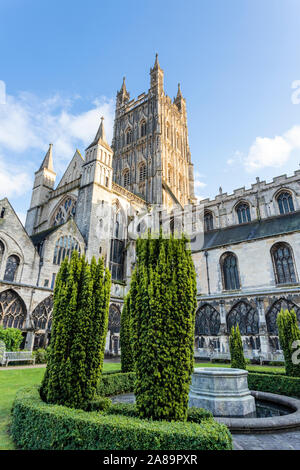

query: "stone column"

left=256, top=297, right=269, bottom=358
left=24, top=331, right=35, bottom=351
left=219, top=300, right=228, bottom=353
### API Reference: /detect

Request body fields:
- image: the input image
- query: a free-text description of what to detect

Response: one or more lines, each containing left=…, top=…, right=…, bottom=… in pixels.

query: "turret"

left=82, top=117, right=113, bottom=189
left=25, top=144, right=56, bottom=235
left=150, top=53, right=164, bottom=95
left=116, top=76, right=130, bottom=109
left=174, top=83, right=186, bottom=113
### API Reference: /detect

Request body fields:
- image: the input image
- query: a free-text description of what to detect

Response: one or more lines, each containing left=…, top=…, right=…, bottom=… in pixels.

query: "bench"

left=1, top=351, right=35, bottom=367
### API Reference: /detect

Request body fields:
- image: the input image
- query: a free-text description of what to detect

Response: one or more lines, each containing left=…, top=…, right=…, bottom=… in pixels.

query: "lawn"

left=0, top=361, right=121, bottom=450
left=0, top=361, right=285, bottom=450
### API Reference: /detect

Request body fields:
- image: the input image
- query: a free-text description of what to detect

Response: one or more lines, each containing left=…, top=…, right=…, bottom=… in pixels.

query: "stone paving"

left=233, top=431, right=300, bottom=450
left=111, top=393, right=300, bottom=450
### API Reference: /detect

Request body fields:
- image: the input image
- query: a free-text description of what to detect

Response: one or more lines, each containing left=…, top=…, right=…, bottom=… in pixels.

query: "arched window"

left=0, top=241, right=4, bottom=266
left=53, top=236, right=81, bottom=265
left=277, top=191, right=295, bottom=214
left=108, top=304, right=121, bottom=355
left=31, top=296, right=53, bottom=334
left=195, top=304, right=221, bottom=336
left=221, top=252, right=240, bottom=291
left=266, top=298, right=300, bottom=335
left=204, top=211, right=214, bottom=232
left=52, top=197, right=77, bottom=226
left=227, top=301, right=259, bottom=335
left=123, top=169, right=130, bottom=187
left=4, top=255, right=20, bottom=282
left=110, top=209, right=125, bottom=281
left=126, top=128, right=133, bottom=145
left=140, top=121, right=147, bottom=138
left=236, top=202, right=251, bottom=224
left=139, top=163, right=147, bottom=182
left=0, top=289, right=26, bottom=329
left=271, top=242, right=297, bottom=285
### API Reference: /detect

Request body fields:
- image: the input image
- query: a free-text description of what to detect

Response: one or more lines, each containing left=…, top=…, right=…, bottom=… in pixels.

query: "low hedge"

left=97, top=371, right=136, bottom=396
left=248, top=372, right=300, bottom=398
left=105, top=402, right=212, bottom=423
left=11, top=387, right=232, bottom=450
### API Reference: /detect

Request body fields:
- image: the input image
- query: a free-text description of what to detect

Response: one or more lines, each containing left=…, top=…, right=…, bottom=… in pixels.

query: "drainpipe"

left=204, top=250, right=211, bottom=295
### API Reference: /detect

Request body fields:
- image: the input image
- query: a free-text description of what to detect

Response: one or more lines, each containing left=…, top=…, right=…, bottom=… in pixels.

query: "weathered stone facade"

left=0, top=56, right=299, bottom=358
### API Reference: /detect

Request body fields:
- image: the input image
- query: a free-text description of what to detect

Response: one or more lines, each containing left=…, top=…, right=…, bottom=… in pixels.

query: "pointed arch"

left=235, top=200, right=251, bottom=224
left=31, top=295, right=53, bottom=331
left=195, top=304, right=221, bottom=336
left=108, top=304, right=121, bottom=355
left=126, top=127, right=133, bottom=145
left=140, top=119, right=147, bottom=138
left=204, top=211, right=214, bottom=232
left=0, top=289, right=26, bottom=329
left=266, top=298, right=300, bottom=335
left=227, top=300, right=259, bottom=335
left=271, top=242, right=297, bottom=285
left=4, top=255, right=20, bottom=282
left=109, top=204, right=125, bottom=281
left=276, top=190, right=295, bottom=214
left=50, top=195, right=77, bottom=226
left=220, top=252, right=240, bottom=291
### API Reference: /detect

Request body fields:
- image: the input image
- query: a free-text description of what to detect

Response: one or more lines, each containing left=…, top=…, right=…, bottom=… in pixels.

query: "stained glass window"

left=222, top=253, right=240, bottom=290
left=123, top=170, right=130, bottom=187
left=52, top=197, right=77, bottom=226
left=110, top=210, right=124, bottom=281
left=0, top=241, right=4, bottom=265
left=0, top=289, right=26, bottom=329
left=53, top=236, right=81, bottom=265
left=108, top=305, right=121, bottom=334
left=271, top=243, right=297, bottom=284
left=277, top=192, right=294, bottom=215
left=31, top=296, right=53, bottom=331
left=236, top=202, right=251, bottom=224
left=227, top=301, right=259, bottom=335
left=266, top=298, right=300, bottom=335
left=4, top=255, right=20, bottom=282
left=195, top=304, right=221, bottom=336
left=139, top=163, right=147, bottom=182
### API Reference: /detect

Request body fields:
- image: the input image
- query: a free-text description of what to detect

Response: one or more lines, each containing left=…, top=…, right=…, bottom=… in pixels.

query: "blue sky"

left=1, top=0, right=300, bottom=222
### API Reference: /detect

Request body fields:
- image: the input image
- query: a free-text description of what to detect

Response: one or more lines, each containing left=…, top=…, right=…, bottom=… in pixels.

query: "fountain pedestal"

left=189, top=367, right=256, bottom=417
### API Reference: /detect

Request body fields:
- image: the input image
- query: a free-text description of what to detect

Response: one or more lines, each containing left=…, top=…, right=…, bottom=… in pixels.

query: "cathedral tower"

left=112, top=55, right=196, bottom=210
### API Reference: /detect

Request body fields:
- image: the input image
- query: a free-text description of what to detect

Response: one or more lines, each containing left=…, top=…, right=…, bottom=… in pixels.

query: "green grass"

left=0, top=361, right=121, bottom=450
left=0, top=360, right=285, bottom=450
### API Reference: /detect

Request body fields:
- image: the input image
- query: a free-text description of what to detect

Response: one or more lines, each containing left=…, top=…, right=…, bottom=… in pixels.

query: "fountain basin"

left=188, top=367, right=256, bottom=417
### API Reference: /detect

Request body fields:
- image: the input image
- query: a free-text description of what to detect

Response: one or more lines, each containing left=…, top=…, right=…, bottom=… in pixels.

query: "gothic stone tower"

left=112, top=55, right=196, bottom=210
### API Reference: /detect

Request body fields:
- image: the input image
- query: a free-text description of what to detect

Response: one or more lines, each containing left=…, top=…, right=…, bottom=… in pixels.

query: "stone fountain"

left=188, top=367, right=256, bottom=417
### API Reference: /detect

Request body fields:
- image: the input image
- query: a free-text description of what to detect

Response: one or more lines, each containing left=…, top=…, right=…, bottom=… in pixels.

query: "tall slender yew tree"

left=120, top=292, right=134, bottom=372
left=40, top=252, right=111, bottom=409
left=130, top=233, right=197, bottom=421
left=277, top=309, right=300, bottom=377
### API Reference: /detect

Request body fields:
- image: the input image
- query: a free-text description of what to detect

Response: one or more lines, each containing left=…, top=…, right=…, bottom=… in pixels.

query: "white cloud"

left=0, top=92, right=114, bottom=169
left=0, top=91, right=114, bottom=199
left=0, top=154, right=32, bottom=199
left=193, top=173, right=207, bottom=202
left=194, top=180, right=207, bottom=189
left=244, top=125, right=300, bottom=172
left=16, top=212, right=27, bottom=225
